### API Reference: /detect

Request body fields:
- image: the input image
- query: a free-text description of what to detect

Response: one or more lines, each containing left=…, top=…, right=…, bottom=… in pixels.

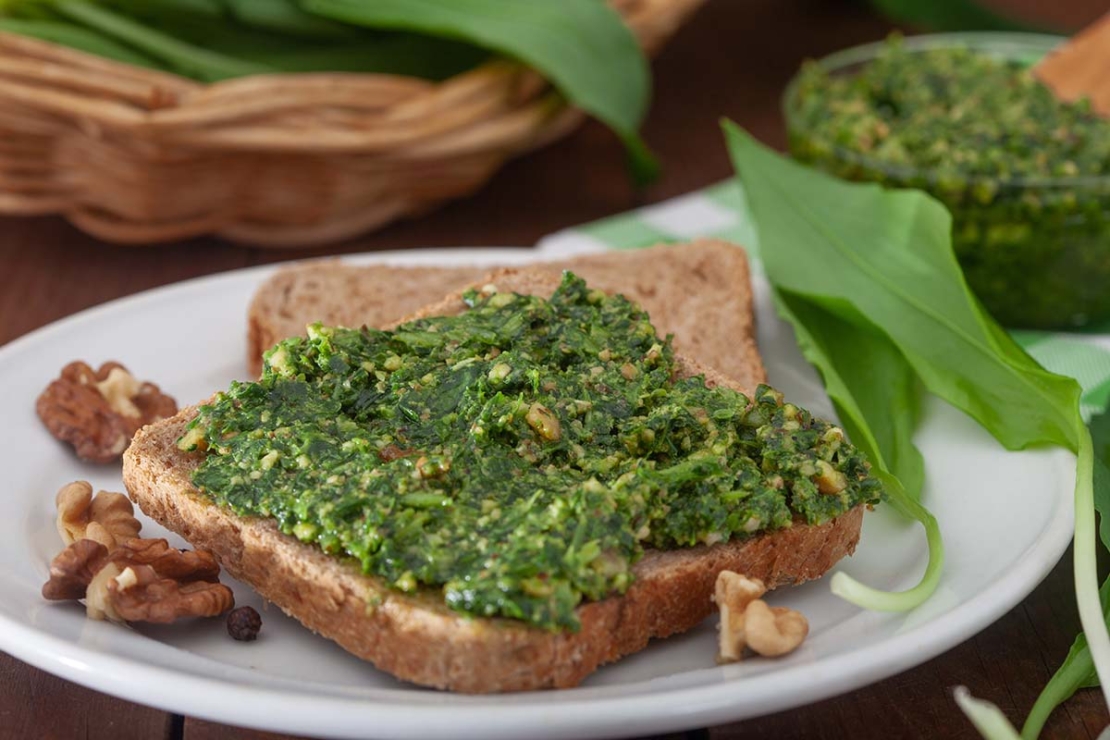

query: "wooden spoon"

left=1034, top=12, right=1110, bottom=117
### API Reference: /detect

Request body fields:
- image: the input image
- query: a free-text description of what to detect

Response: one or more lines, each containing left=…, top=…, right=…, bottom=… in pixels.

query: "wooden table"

left=3, top=1, right=1108, bottom=738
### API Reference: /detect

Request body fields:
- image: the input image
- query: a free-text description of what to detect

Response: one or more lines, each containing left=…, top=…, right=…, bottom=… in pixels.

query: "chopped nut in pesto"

left=181, top=273, right=881, bottom=631
left=787, top=35, right=1110, bottom=329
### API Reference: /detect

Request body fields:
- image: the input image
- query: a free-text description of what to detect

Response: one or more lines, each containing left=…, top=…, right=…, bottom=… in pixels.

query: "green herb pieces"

left=301, top=0, right=657, bottom=181
left=183, top=273, right=881, bottom=631
left=791, top=38, right=1110, bottom=181
left=787, top=36, right=1110, bottom=328
left=724, top=123, right=1110, bottom=726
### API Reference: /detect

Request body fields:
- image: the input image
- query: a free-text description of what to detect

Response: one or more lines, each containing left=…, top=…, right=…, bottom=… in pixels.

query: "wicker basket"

left=0, top=0, right=704, bottom=247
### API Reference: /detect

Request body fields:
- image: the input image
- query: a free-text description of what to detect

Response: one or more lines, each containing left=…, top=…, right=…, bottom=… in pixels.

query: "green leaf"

left=147, top=15, right=487, bottom=80
left=0, top=17, right=163, bottom=68
left=868, top=0, right=1042, bottom=32
left=773, top=290, right=941, bottom=611
left=723, top=121, right=1082, bottom=453
left=775, top=292, right=924, bottom=497
left=723, top=120, right=1110, bottom=736
left=301, top=0, right=656, bottom=180
left=52, top=1, right=274, bottom=81
left=222, top=0, right=359, bottom=40
left=227, top=33, right=486, bottom=80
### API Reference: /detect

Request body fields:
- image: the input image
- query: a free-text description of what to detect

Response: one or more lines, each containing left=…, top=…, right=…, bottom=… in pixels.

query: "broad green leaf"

left=723, top=122, right=1083, bottom=452
left=723, top=121, right=1110, bottom=737
left=222, top=0, right=358, bottom=40
left=774, top=291, right=940, bottom=611
left=222, top=33, right=486, bottom=79
left=776, top=292, right=925, bottom=497
left=301, top=0, right=656, bottom=180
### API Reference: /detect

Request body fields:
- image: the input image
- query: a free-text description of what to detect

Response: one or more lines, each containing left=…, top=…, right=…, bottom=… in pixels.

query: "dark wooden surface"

left=2, top=1, right=1108, bottom=738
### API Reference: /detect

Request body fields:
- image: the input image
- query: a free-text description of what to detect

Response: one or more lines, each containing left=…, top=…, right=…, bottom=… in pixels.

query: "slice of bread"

left=124, top=259, right=865, bottom=693
left=247, top=239, right=765, bottom=393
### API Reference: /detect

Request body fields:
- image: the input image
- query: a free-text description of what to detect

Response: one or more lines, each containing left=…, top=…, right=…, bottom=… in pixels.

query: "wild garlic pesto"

left=787, top=35, right=1110, bottom=329
left=181, top=274, right=880, bottom=631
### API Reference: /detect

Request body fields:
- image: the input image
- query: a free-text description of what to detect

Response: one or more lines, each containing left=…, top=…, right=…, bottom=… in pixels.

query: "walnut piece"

left=42, top=539, right=109, bottom=601
left=36, top=361, right=177, bottom=463
left=715, top=571, right=766, bottom=662
left=108, top=564, right=234, bottom=623
left=85, top=561, right=125, bottom=622
left=714, top=570, right=808, bottom=662
left=744, top=600, right=809, bottom=657
left=109, top=538, right=220, bottom=583
left=43, top=526, right=234, bottom=625
left=55, top=480, right=141, bottom=550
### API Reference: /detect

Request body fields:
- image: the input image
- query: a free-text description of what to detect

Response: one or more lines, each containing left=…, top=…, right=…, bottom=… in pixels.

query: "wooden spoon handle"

left=1034, top=12, right=1110, bottom=117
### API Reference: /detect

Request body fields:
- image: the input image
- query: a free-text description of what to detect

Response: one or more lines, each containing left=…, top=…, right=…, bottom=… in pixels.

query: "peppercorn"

left=227, top=605, right=262, bottom=641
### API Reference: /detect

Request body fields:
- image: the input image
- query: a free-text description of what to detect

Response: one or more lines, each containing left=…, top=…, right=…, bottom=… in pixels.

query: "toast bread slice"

left=124, top=264, right=864, bottom=693
left=247, top=239, right=765, bottom=393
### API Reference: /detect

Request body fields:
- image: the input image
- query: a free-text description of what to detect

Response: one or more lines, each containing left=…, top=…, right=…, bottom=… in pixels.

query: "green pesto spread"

left=788, top=35, right=1110, bottom=329
left=181, top=274, right=880, bottom=631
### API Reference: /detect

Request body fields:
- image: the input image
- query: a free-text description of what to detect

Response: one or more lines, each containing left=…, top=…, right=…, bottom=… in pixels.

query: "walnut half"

left=107, top=564, right=234, bottom=624
left=714, top=570, right=809, bottom=662
left=43, top=536, right=234, bottom=624
left=36, top=361, right=177, bottom=463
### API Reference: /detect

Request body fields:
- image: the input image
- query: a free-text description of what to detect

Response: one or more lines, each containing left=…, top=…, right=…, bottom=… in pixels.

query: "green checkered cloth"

left=539, top=180, right=1110, bottom=420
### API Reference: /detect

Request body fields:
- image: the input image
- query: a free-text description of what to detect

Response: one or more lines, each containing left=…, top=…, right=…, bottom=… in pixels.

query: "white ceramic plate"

left=0, top=246, right=1075, bottom=740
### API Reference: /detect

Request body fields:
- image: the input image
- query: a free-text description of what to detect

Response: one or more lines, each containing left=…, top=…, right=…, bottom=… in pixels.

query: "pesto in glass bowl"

left=784, top=33, right=1110, bottom=329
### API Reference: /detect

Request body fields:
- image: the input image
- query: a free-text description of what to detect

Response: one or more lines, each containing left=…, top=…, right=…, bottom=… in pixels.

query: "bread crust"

left=124, top=411, right=862, bottom=693
left=246, top=240, right=765, bottom=393
left=123, top=252, right=864, bottom=693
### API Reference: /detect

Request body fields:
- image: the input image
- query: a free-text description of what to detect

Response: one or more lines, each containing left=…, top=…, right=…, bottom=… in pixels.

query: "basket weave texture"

left=0, top=0, right=704, bottom=247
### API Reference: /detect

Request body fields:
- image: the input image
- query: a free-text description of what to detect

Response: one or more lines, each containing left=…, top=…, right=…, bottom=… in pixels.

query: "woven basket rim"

left=0, top=0, right=707, bottom=246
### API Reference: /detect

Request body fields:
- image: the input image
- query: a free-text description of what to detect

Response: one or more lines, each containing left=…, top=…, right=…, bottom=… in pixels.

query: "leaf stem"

left=1072, top=428, right=1110, bottom=710
left=954, top=687, right=1022, bottom=739
left=831, top=470, right=944, bottom=611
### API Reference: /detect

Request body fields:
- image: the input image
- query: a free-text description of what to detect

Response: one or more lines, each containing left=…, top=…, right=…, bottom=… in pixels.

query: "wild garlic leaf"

left=723, top=122, right=1082, bottom=451
left=724, top=121, right=1110, bottom=737
left=223, top=0, right=358, bottom=39
left=774, top=278, right=941, bottom=611
left=302, top=0, right=656, bottom=180
left=1022, top=403, right=1110, bottom=739
left=775, top=291, right=925, bottom=498
left=54, top=1, right=273, bottom=80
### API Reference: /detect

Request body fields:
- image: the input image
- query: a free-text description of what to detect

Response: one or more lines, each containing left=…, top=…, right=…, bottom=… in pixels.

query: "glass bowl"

left=783, top=33, right=1110, bottom=330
